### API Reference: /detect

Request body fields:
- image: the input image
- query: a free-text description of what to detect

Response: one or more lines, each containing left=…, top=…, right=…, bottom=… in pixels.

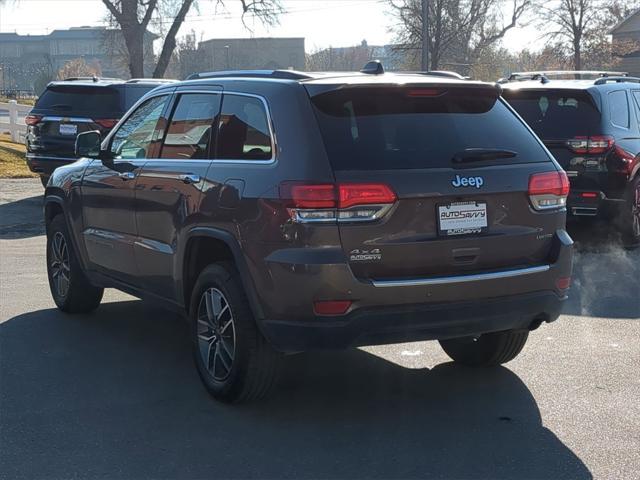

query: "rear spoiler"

left=304, top=81, right=502, bottom=98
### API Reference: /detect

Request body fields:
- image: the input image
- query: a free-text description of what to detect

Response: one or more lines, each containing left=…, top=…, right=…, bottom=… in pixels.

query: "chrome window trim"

left=371, top=265, right=551, bottom=288
left=143, top=91, right=277, bottom=165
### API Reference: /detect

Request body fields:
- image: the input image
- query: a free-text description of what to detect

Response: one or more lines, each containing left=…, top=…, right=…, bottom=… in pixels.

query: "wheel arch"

left=180, top=227, right=265, bottom=322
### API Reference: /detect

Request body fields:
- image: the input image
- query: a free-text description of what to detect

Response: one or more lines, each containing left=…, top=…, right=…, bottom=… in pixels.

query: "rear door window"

left=502, top=89, right=601, bottom=140
left=310, top=86, right=550, bottom=171
left=609, top=90, right=629, bottom=128
left=160, top=93, right=221, bottom=160
left=216, top=94, right=273, bottom=161
left=36, top=86, right=121, bottom=117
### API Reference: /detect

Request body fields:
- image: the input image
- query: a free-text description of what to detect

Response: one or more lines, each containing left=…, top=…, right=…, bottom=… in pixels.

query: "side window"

left=110, top=95, right=168, bottom=159
left=160, top=93, right=221, bottom=159
left=609, top=90, right=629, bottom=129
left=217, top=94, right=273, bottom=160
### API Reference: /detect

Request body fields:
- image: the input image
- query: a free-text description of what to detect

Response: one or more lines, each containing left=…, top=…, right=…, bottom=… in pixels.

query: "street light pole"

left=421, top=0, right=429, bottom=71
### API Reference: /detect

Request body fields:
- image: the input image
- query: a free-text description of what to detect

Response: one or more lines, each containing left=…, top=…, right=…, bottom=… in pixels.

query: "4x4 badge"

left=350, top=248, right=382, bottom=262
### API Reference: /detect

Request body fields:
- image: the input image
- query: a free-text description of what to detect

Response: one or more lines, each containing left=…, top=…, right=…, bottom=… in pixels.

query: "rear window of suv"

left=502, top=89, right=601, bottom=140
left=35, top=86, right=121, bottom=116
left=310, top=86, right=550, bottom=170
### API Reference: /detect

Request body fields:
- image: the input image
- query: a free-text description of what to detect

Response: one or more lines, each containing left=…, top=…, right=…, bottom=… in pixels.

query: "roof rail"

left=62, top=76, right=122, bottom=82
left=125, top=78, right=178, bottom=84
left=593, top=76, right=640, bottom=85
left=505, top=70, right=628, bottom=82
left=186, top=69, right=313, bottom=81
left=418, top=70, right=468, bottom=80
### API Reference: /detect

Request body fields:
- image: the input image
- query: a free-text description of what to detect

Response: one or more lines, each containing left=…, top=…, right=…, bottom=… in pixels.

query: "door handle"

left=118, top=171, right=136, bottom=181
left=179, top=174, right=201, bottom=184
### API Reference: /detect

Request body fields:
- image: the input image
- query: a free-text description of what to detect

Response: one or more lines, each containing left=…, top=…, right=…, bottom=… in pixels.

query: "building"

left=610, top=9, right=640, bottom=77
left=0, top=26, right=157, bottom=93
left=197, top=37, right=305, bottom=72
left=306, top=41, right=406, bottom=72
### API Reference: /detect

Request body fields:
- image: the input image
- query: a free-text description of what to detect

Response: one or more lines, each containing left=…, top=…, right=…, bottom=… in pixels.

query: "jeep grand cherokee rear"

left=255, top=79, right=573, bottom=363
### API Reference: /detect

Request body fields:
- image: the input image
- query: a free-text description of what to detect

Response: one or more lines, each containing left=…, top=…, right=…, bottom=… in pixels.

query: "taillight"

left=528, top=171, right=570, bottom=211
left=281, top=182, right=397, bottom=223
left=613, top=145, right=636, bottom=175
left=25, top=114, right=42, bottom=126
left=566, top=135, right=614, bottom=154
left=94, top=118, right=119, bottom=129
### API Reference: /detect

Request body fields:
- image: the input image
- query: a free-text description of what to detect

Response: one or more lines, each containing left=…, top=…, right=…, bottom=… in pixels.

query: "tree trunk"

left=153, top=0, right=195, bottom=78
left=574, top=44, right=581, bottom=70
left=122, top=27, right=145, bottom=78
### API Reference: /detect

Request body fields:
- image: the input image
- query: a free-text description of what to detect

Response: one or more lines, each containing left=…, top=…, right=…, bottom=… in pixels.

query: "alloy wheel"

left=196, top=288, right=236, bottom=381
left=632, top=184, right=640, bottom=238
left=50, top=232, right=70, bottom=298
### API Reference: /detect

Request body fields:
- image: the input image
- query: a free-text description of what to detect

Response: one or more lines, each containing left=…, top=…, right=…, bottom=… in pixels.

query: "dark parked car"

left=25, top=77, right=175, bottom=186
left=501, top=71, right=640, bottom=247
left=44, top=64, right=573, bottom=403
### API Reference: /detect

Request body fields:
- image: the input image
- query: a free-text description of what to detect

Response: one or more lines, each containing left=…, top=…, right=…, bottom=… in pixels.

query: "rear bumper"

left=262, top=290, right=565, bottom=352
left=567, top=190, right=626, bottom=218
left=256, top=229, right=573, bottom=352
left=26, top=153, right=76, bottom=176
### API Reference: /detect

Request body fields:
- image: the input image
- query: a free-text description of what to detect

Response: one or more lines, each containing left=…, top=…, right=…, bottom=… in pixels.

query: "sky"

left=0, top=0, right=542, bottom=53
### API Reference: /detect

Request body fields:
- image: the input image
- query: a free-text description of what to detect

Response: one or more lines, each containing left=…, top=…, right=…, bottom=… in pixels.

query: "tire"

left=40, top=176, right=50, bottom=188
left=190, top=263, right=281, bottom=403
left=439, top=329, right=529, bottom=367
left=619, top=175, right=640, bottom=249
left=46, top=215, right=103, bottom=313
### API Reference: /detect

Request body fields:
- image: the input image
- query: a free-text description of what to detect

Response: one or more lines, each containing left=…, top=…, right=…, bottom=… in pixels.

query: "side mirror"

left=75, top=131, right=102, bottom=159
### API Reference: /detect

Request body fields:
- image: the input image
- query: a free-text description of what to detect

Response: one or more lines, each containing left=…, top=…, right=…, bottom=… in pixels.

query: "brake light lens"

left=94, top=118, right=119, bottom=129
left=406, top=88, right=444, bottom=97
left=528, top=171, right=570, bottom=210
left=282, top=182, right=397, bottom=223
left=339, top=183, right=396, bottom=208
left=25, top=114, right=42, bottom=126
left=566, top=135, right=614, bottom=154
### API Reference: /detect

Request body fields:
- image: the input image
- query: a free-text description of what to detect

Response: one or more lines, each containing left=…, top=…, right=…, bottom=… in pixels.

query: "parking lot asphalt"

left=1, top=178, right=638, bottom=479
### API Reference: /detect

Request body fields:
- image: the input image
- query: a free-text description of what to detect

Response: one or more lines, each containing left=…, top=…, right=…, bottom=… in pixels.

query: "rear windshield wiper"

left=452, top=148, right=517, bottom=164
left=50, top=104, right=72, bottom=111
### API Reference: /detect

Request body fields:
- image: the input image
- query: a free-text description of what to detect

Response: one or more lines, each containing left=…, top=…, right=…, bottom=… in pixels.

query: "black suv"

left=43, top=65, right=573, bottom=403
left=500, top=71, right=640, bottom=246
left=25, top=77, right=175, bottom=186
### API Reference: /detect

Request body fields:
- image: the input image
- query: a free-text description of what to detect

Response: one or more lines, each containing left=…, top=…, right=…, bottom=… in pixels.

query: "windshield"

left=310, top=86, right=550, bottom=170
left=502, top=89, right=601, bottom=140
left=35, top=86, right=121, bottom=116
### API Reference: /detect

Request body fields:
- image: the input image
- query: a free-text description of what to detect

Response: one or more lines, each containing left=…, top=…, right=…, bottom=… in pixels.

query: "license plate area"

left=437, top=201, right=488, bottom=236
left=59, top=124, right=78, bottom=136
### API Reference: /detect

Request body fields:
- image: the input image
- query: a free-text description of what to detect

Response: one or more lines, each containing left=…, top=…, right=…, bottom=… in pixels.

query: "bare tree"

left=57, top=58, right=102, bottom=80
left=388, top=0, right=531, bottom=71
left=538, top=0, right=599, bottom=69
left=100, top=0, right=282, bottom=78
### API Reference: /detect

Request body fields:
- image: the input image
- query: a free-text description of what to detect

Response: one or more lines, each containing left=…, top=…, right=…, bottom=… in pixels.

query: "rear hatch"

left=502, top=88, right=606, bottom=193
left=27, top=85, right=123, bottom=158
left=307, top=83, right=565, bottom=281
